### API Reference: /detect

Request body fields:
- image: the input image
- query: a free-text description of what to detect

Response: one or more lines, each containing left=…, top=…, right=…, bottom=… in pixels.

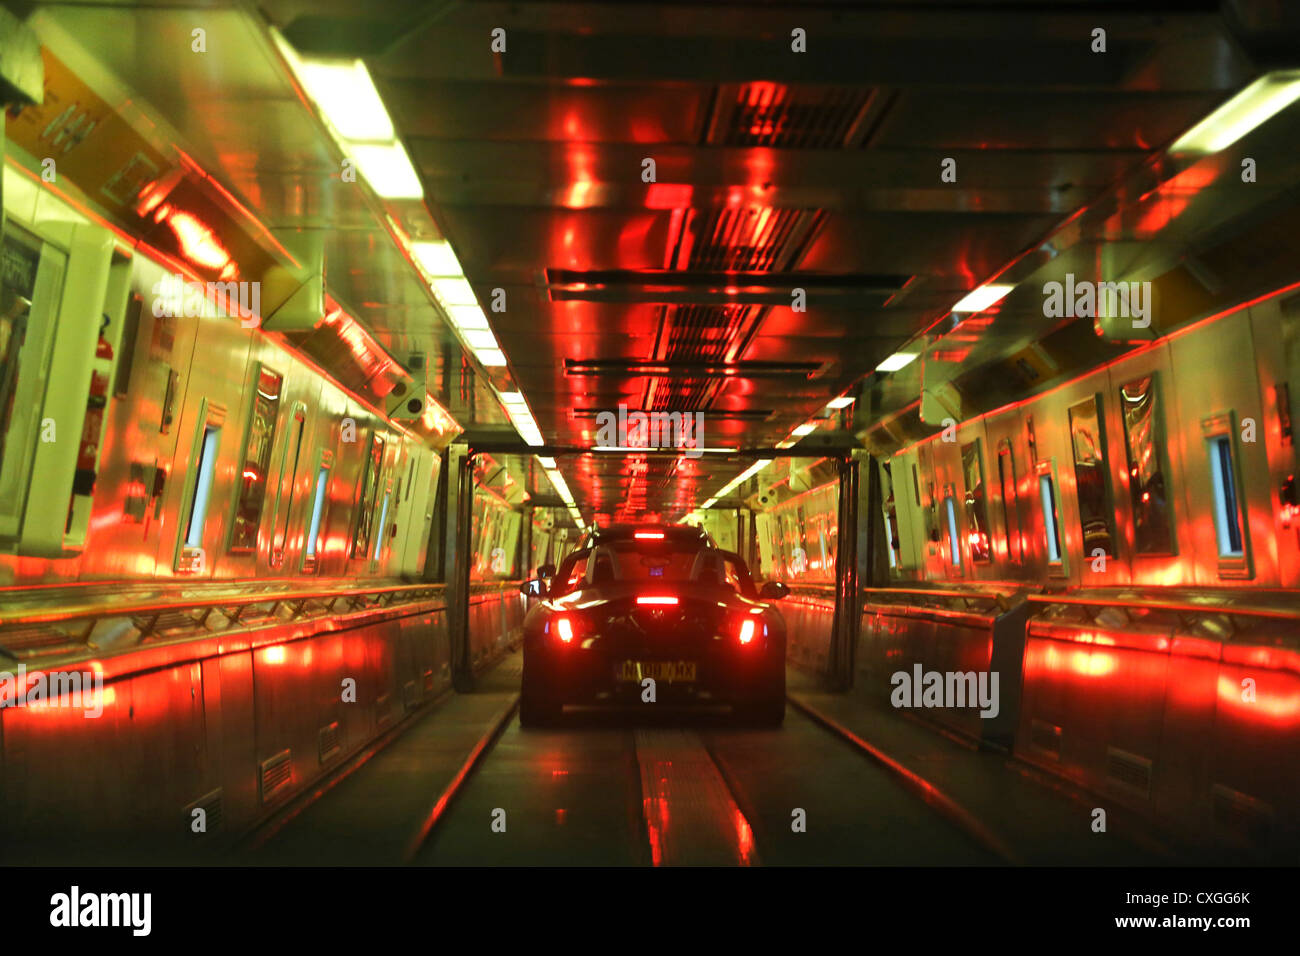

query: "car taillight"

left=555, top=616, right=574, bottom=643
left=636, top=596, right=678, bottom=606
left=634, top=531, right=665, bottom=540
left=738, top=619, right=756, bottom=645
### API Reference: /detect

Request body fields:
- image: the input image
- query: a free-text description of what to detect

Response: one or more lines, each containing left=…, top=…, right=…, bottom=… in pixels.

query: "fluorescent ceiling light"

left=537, top=456, right=557, bottom=469
left=475, top=348, right=507, bottom=367
left=951, top=283, right=1014, bottom=314
left=1171, top=71, right=1300, bottom=155
left=295, top=59, right=395, bottom=142
left=448, top=305, right=490, bottom=330
left=827, top=396, right=855, bottom=409
left=703, top=458, right=772, bottom=508
left=462, top=329, right=499, bottom=350
left=875, top=351, right=919, bottom=373
left=792, top=423, right=817, bottom=437
left=411, top=240, right=462, bottom=277
left=432, top=277, right=478, bottom=307
left=350, top=142, right=423, bottom=199
left=549, top=471, right=575, bottom=501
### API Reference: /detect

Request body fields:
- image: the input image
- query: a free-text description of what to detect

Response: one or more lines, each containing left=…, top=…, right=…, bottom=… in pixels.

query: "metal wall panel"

left=885, top=291, right=1295, bottom=591
left=1168, top=310, right=1275, bottom=586
left=0, top=587, right=532, bottom=855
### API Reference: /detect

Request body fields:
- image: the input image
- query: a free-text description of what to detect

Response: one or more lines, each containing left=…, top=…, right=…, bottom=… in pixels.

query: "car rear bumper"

left=522, top=641, right=784, bottom=707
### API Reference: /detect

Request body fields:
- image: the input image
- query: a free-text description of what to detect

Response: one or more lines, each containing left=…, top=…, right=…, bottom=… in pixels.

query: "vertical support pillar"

left=422, top=447, right=451, bottom=581
left=517, top=504, right=532, bottom=579
left=828, top=452, right=871, bottom=690
left=445, top=443, right=475, bottom=692
left=863, top=451, right=888, bottom=590
left=750, top=509, right=758, bottom=566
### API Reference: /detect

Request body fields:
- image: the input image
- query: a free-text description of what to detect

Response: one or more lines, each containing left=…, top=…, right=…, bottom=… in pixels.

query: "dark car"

left=518, top=524, right=790, bottom=726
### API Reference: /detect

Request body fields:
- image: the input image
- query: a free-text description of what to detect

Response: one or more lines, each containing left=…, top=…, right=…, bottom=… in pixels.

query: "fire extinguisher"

left=72, top=315, right=113, bottom=497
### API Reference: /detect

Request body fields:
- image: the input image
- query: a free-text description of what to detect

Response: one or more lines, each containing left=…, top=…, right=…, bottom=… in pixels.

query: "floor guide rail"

left=403, top=694, right=521, bottom=862
left=786, top=694, right=1023, bottom=865
left=264, top=653, right=1025, bottom=867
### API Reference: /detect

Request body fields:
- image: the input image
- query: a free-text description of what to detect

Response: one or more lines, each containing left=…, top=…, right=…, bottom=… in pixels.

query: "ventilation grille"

left=375, top=692, right=393, bottom=727
left=1105, top=746, right=1152, bottom=798
left=1212, top=784, right=1273, bottom=846
left=661, top=304, right=758, bottom=364
left=402, top=679, right=419, bottom=712
left=1029, top=718, right=1062, bottom=759
left=648, top=374, right=720, bottom=415
left=423, top=669, right=435, bottom=693
left=318, top=721, right=342, bottom=764
left=184, top=787, right=224, bottom=838
left=686, top=207, right=823, bottom=273
left=712, top=83, right=875, bottom=149
left=259, top=750, right=293, bottom=805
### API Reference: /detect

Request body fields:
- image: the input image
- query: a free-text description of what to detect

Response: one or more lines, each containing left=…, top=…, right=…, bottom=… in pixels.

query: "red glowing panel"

left=645, top=184, right=693, bottom=209
left=929, top=349, right=971, bottom=363
left=738, top=619, right=756, bottom=645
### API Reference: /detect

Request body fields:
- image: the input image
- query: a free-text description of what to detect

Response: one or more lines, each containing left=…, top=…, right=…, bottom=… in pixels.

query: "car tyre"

left=519, top=687, right=562, bottom=727
left=736, top=696, right=785, bottom=728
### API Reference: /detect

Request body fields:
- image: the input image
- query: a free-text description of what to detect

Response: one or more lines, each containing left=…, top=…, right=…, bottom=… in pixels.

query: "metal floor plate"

left=634, top=729, right=758, bottom=866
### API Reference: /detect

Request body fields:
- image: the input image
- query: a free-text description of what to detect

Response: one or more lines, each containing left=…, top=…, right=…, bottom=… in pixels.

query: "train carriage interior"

left=0, top=0, right=1298, bottom=915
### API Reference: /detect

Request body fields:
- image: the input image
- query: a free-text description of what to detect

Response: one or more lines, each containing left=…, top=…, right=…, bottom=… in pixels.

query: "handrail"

left=863, top=586, right=1014, bottom=602
left=779, top=583, right=837, bottom=595
left=0, top=579, right=523, bottom=629
left=1027, top=592, right=1300, bottom=623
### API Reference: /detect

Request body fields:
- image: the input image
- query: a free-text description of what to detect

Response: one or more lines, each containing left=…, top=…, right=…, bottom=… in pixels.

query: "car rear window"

left=551, top=541, right=756, bottom=597
left=610, top=542, right=700, bottom=582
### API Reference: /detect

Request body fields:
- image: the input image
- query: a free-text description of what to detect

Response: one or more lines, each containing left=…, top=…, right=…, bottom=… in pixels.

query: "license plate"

left=616, top=660, right=697, bottom=683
